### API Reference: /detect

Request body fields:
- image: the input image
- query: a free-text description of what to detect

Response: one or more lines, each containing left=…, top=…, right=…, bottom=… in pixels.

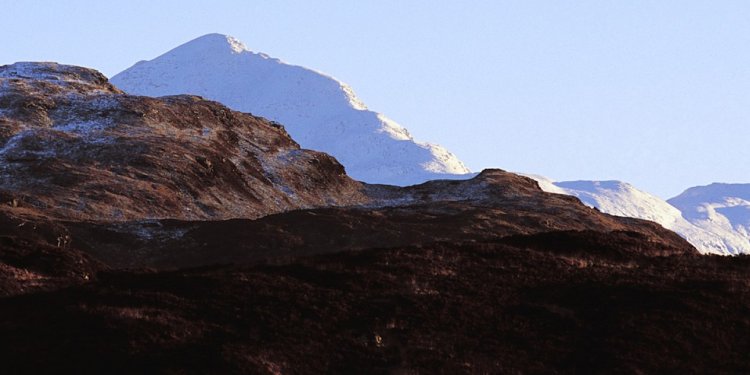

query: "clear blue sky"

left=2, top=1, right=749, bottom=197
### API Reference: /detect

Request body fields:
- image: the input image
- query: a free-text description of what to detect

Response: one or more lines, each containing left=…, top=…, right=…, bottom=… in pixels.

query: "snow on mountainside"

left=525, top=175, right=748, bottom=255
left=111, top=34, right=470, bottom=186
left=668, top=184, right=750, bottom=255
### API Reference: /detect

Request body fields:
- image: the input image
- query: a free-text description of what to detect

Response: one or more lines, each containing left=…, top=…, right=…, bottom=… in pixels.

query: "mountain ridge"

left=526, top=175, right=750, bottom=255
left=111, top=34, right=471, bottom=186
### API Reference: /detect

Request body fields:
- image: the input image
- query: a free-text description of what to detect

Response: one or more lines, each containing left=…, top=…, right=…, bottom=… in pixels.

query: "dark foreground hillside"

left=1, top=238, right=749, bottom=374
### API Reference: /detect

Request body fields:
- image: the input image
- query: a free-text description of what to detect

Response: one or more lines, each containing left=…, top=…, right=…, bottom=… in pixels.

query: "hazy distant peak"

left=523, top=174, right=750, bottom=255
left=671, top=183, right=750, bottom=202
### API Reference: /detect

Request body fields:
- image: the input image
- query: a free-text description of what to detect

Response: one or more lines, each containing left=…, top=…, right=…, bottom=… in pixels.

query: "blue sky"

left=2, top=1, right=749, bottom=197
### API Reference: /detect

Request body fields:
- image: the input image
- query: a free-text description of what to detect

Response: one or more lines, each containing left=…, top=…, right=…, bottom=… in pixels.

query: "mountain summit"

left=111, top=34, right=470, bottom=185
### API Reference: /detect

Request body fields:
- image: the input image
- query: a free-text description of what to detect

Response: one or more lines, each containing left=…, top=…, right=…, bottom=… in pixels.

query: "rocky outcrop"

left=0, top=62, right=368, bottom=222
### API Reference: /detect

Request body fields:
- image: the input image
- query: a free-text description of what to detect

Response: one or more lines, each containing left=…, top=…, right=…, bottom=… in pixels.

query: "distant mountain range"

left=526, top=176, right=750, bottom=255
left=669, top=183, right=750, bottom=253
left=112, top=33, right=749, bottom=255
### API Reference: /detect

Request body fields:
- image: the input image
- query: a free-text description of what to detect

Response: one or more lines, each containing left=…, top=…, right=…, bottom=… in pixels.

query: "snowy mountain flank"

left=111, top=34, right=470, bottom=186
left=525, top=176, right=750, bottom=255
left=668, top=184, right=750, bottom=255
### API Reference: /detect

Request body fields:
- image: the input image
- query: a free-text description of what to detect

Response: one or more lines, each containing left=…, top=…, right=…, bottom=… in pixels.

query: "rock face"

left=3, top=62, right=749, bottom=374
left=111, top=34, right=471, bottom=186
left=0, top=62, right=368, bottom=222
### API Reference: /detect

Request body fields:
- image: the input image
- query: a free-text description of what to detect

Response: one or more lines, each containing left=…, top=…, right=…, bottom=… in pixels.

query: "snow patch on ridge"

left=2, top=62, right=92, bottom=85
left=225, top=35, right=249, bottom=54
left=52, top=120, right=117, bottom=145
left=0, top=62, right=59, bottom=80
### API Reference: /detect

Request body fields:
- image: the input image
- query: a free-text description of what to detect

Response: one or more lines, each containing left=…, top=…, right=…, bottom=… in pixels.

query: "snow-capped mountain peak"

left=669, top=183, right=750, bottom=221
left=668, top=183, right=750, bottom=253
left=111, top=34, right=470, bottom=185
left=524, top=175, right=750, bottom=255
left=176, top=33, right=250, bottom=54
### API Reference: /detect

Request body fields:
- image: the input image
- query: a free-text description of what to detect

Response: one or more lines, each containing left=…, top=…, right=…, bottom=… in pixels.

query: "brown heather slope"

left=66, top=169, right=696, bottom=270
left=0, top=63, right=749, bottom=374
left=0, top=62, right=367, bottom=222
left=0, top=242, right=749, bottom=374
